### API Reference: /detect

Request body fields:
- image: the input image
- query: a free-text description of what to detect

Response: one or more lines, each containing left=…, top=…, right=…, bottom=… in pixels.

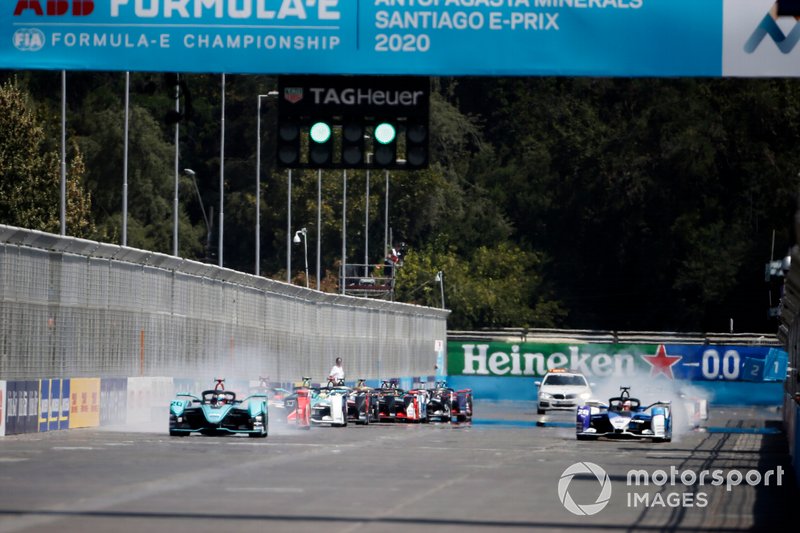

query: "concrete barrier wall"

left=0, top=380, right=5, bottom=437
left=0, top=224, right=448, bottom=384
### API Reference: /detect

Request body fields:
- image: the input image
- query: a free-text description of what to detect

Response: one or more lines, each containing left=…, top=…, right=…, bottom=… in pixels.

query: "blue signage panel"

left=1, top=0, right=726, bottom=76
left=49, top=379, right=61, bottom=431
left=39, top=378, right=50, bottom=432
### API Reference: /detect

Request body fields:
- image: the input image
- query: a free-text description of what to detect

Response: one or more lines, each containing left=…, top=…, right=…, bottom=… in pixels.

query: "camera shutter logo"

left=558, top=462, right=612, bottom=516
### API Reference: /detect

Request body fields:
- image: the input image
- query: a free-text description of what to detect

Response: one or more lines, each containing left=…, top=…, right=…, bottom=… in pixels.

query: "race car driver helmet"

left=622, top=400, right=631, bottom=411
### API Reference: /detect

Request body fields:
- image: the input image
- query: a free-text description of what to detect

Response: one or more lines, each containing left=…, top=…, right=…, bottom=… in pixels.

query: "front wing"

left=576, top=405, right=671, bottom=441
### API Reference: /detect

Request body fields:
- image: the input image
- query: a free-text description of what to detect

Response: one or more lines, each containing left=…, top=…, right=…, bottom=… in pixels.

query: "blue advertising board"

left=1, top=1, right=797, bottom=77
left=59, top=378, right=70, bottom=430
left=39, top=378, right=50, bottom=432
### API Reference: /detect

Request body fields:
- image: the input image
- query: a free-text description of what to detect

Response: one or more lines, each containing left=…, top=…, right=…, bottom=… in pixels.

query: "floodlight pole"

left=219, top=73, right=225, bottom=267
left=342, top=169, right=347, bottom=295
left=60, top=70, right=66, bottom=236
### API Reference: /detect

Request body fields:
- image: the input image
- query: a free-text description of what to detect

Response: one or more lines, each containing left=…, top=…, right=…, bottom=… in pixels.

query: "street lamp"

left=293, top=227, right=309, bottom=288
left=342, top=169, right=347, bottom=295
left=434, top=271, right=445, bottom=309
left=365, top=150, right=372, bottom=277
left=173, top=73, right=181, bottom=256
left=184, top=169, right=211, bottom=260
left=383, top=161, right=404, bottom=260
left=256, top=90, right=279, bottom=277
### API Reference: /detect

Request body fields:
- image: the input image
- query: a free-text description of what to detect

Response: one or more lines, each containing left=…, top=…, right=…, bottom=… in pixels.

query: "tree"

left=0, top=78, right=94, bottom=237
left=396, top=241, right=566, bottom=329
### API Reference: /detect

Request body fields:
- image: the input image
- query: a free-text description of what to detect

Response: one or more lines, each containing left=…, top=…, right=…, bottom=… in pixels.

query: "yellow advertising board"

left=69, top=378, right=100, bottom=429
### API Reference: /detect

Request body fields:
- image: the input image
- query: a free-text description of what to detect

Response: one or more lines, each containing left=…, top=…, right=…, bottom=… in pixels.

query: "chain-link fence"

left=0, top=225, right=449, bottom=383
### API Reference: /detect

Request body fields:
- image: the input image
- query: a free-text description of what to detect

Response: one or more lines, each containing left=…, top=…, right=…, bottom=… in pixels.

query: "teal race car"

left=169, top=379, right=268, bottom=438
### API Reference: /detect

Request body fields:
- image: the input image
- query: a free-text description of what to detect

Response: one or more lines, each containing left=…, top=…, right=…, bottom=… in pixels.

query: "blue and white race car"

left=576, top=386, right=671, bottom=442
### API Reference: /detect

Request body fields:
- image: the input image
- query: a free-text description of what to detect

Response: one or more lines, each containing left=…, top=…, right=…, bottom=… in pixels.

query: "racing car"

left=169, top=378, right=268, bottom=438
left=426, top=381, right=473, bottom=422
left=400, top=387, right=429, bottom=423
left=378, top=381, right=430, bottom=423
left=376, top=380, right=428, bottom=422
left=376, top=380, right=404, bottom=421
left=271, top=377, right=312, bottom=429
left=311, top=380, right=349, bottom=427
left=451, top=387, right=473, bottom=422
left=347, top=379, right=380, bottom=425
left=426, top=381, right=455, bottom=422
left=576, top=386, right=671, bottom=442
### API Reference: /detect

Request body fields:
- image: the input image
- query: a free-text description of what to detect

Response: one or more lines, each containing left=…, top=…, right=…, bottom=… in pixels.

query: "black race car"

left=347, top=379, right=380, bottom=425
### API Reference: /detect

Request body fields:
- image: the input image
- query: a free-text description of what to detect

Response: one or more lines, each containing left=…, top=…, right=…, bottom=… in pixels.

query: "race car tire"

left=169, top=430, right=186, bottom=437
left=576, top=434, right=598, bottom=441
left=653, top=437, right=671, bottom=443
left=537, top=408, right=546, bottom=415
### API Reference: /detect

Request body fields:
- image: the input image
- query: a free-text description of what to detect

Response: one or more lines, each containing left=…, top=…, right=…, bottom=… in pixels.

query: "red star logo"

left=641, top=345, right=682, bottom=379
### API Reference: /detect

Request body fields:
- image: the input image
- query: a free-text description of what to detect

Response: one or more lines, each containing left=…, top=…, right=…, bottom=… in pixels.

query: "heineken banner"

left=3, top=1, right=800, bottom=77
left=448, top=342, right=788, bottom=382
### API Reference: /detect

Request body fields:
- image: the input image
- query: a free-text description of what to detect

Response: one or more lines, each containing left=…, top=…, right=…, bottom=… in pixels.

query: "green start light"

left=310, top=122, right=332, bottom=143
left=374, top=123, right=396, bottom=145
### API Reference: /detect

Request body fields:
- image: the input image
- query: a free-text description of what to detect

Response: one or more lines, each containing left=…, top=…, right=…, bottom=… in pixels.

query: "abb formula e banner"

left=1, top=1, right=798, bottom=77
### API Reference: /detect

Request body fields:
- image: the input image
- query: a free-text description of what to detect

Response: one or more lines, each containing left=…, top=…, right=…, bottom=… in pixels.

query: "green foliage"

left=396, top=242, right=565, bottom=329
left=0, top=78, right=94, bottom=237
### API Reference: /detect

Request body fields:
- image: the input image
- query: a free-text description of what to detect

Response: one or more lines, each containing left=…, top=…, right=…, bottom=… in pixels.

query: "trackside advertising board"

left=69, top=378, right=100, bottom=428
left=1, top=1, right=799, bottom=77
left=448, top=342, right=788, bottom=382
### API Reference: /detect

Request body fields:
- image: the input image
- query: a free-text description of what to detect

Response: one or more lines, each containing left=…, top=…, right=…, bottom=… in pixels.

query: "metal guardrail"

left=449, top=328, right=783, bottom=346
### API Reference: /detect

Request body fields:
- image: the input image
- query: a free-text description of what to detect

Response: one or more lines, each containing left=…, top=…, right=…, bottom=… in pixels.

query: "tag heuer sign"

left=279, top=76, right=429, bottom=119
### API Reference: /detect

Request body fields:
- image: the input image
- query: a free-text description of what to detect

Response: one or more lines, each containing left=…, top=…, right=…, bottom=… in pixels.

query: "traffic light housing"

left=308, top=121, right=333, bottom=166
left=341, top=122, right=365, bottom=167
left=405, top=120, right=429, bottom=169
left=373, top=122, right=397, bottom=167
left=276, top=75, right=429, bottom=169
left=277, top=120, right=301, bottom=167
